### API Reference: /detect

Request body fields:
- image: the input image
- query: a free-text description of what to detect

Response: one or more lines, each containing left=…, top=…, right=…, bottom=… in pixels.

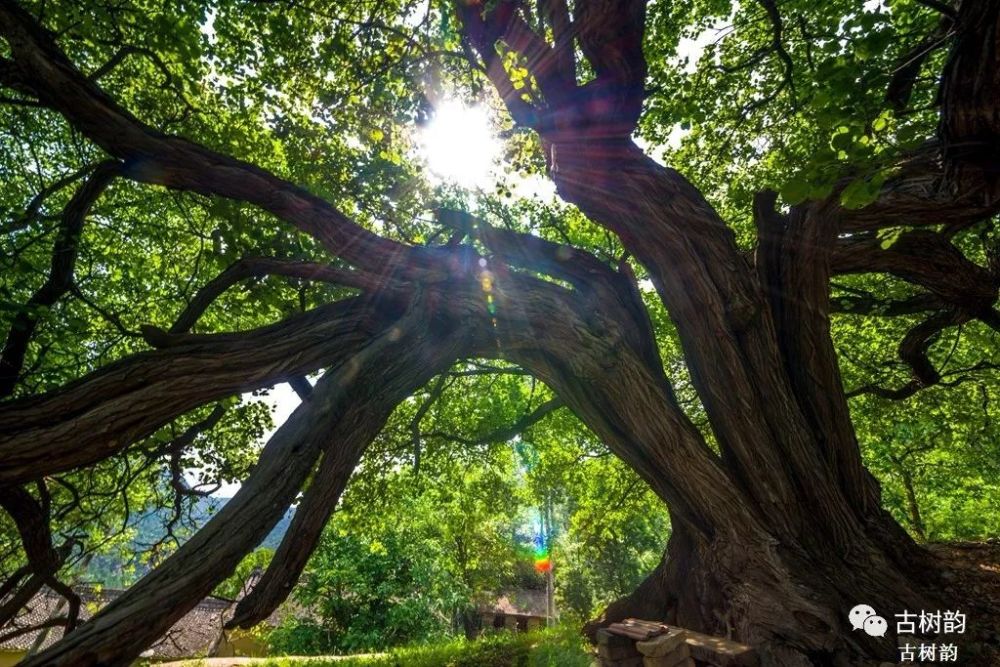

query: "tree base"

left=583, top=521, right=972, bottom=666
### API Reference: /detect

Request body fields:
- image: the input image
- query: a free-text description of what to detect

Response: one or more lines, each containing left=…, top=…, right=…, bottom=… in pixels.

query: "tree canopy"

left=1, top=0, right=999, bottom=664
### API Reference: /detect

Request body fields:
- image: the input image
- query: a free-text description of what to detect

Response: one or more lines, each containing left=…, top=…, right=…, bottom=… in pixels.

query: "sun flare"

left=417, top=100, right=500, bottom=189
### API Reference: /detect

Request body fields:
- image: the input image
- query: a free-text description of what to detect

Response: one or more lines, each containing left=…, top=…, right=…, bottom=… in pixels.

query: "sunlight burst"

left=417, top=100, right=500, bottom=189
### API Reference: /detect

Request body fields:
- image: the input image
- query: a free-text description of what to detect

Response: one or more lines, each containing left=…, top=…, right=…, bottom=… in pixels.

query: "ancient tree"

left=1, top=0, right=999, bottom=664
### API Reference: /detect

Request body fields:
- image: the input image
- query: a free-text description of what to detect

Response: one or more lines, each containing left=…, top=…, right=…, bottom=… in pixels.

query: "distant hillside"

left=87, top=497, right=294, bottom=588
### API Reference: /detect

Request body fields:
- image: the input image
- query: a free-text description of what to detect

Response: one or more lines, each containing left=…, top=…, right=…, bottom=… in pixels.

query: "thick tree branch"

left=539, top=0, right=575, bottom=82
left=474, top=396, right=563, bottom=444
left=288, top=375, right=313, bottom=400
left=831, top=229, right=999, bottom=317
left=835, top=148, right=1000, bottom=233
left=753, top=190, right=879, bottom=514
left=87, top=45, right=174, bottom=86
left=847, top=310, right=966, bottom=400
left=439, top=208, right=613, bottom=290
left=0, top=2, right=456, bottom=285
left=572, top=0, right=647, bottom=131
left=0, top=297, right=393, bottom=485
left=456, top=1, right=545, bottom=128
left=22, top=291, right=471, bottom=667
left=0, top=54, right=36, bottom=98
left=0, top=485, right=76, bottom=629
left=227, top=365, right=449, bottom=629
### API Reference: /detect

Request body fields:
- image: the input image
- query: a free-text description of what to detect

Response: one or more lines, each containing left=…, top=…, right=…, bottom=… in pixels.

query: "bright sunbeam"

left=417, top=100, right=500, bottom=189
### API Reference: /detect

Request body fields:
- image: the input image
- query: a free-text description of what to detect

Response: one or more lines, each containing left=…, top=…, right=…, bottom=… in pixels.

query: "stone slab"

left=684, top=631, right=758, bottom=666
left=636, top=628, right=689, bottom=657
left=598, top=642, right=641, bottom=661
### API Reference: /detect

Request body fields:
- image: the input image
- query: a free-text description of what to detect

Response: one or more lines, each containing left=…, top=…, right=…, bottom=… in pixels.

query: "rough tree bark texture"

left=2, top=0, right=999, bottom=665
left=17, top=293, right=473, bottom=667
left=456, top=0, right=1000, bottom=663
left=0, top=299, right=391, bottom=484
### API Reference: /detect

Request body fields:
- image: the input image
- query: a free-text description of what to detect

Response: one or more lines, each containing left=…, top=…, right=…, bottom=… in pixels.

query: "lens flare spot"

left=417, top=100, right=500, bottom=189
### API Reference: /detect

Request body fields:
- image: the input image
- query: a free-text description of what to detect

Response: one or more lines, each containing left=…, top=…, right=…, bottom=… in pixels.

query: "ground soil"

left=919, top=540, right=1000, bottom=666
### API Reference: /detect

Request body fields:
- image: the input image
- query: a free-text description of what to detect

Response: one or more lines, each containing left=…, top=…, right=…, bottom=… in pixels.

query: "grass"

left=258, top=627, right=593, bottom=667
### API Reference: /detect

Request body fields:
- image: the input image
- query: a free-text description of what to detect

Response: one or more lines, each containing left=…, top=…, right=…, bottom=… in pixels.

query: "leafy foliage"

left=2, top=0, right=998, bottom=659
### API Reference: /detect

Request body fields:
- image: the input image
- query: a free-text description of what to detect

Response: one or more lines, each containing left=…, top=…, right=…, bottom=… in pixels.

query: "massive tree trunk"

left=455, top=0, right=1000, bottom=663
left=2, top=0, right=999, bottom=665
left=481, top=172, right=929, bottom=662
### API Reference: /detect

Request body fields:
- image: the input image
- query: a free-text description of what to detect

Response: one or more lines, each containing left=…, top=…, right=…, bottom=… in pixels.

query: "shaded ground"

left=923, top=540, right=1000, bottom=666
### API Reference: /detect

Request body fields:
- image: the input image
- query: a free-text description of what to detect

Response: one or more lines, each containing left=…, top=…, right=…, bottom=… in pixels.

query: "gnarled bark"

left=3, top=0, right=999, bottom=664
left=18, top=291, right=472, bottom=667
left=0, top=298, right=389, bottom=485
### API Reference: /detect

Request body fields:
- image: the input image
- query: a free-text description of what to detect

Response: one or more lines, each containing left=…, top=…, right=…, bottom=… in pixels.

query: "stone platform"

left=595, top=619, right=758, bottom=667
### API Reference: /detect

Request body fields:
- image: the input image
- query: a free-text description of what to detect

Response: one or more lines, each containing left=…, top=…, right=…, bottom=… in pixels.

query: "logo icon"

left=849, top=604, right=876, bottom=631
left=850, top=604, right=888, bottom=637
left=864, top=615, right=888, bottom=637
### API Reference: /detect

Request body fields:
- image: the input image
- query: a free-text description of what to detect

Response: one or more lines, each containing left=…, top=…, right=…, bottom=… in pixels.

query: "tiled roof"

left=0, top=586, right=234, bottom=658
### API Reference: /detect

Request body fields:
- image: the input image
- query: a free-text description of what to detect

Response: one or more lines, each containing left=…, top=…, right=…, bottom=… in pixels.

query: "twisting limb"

left=847, top=310, right=966, bottom=399
left=831, top=229, right=999, bottom=317
left=87, top=45, right=174, bottom=86
left=743, top=0, right=795, bottom=110
left=0, top=160, right=121, bottom=397
left=0, top=297, right=391, bottom=485
left=834, top=146, right=1000, bottom=233
left=21, top=290, right=473, bottom=667
left=227, top=355, right=459, bottom=630
left=539, top=0, right=575, bottom=82
left=0, top=2, right=455, bottom=285
left=439, top=208, right=613, bottom=289
left=457, top=0, right=884, bottom=553
left=168, top=256, right=376, bottom=334
left=0, top=485, right=77, bottom=629
left=456, top=2, right=549, bottom=128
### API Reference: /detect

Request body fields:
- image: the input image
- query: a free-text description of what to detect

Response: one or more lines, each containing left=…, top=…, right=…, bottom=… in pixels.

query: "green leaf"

left=780, top=176, right=812, bottom=205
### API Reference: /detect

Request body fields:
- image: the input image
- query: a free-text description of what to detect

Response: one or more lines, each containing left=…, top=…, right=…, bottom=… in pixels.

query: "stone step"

left=596, top=620, right=758, bottom=667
